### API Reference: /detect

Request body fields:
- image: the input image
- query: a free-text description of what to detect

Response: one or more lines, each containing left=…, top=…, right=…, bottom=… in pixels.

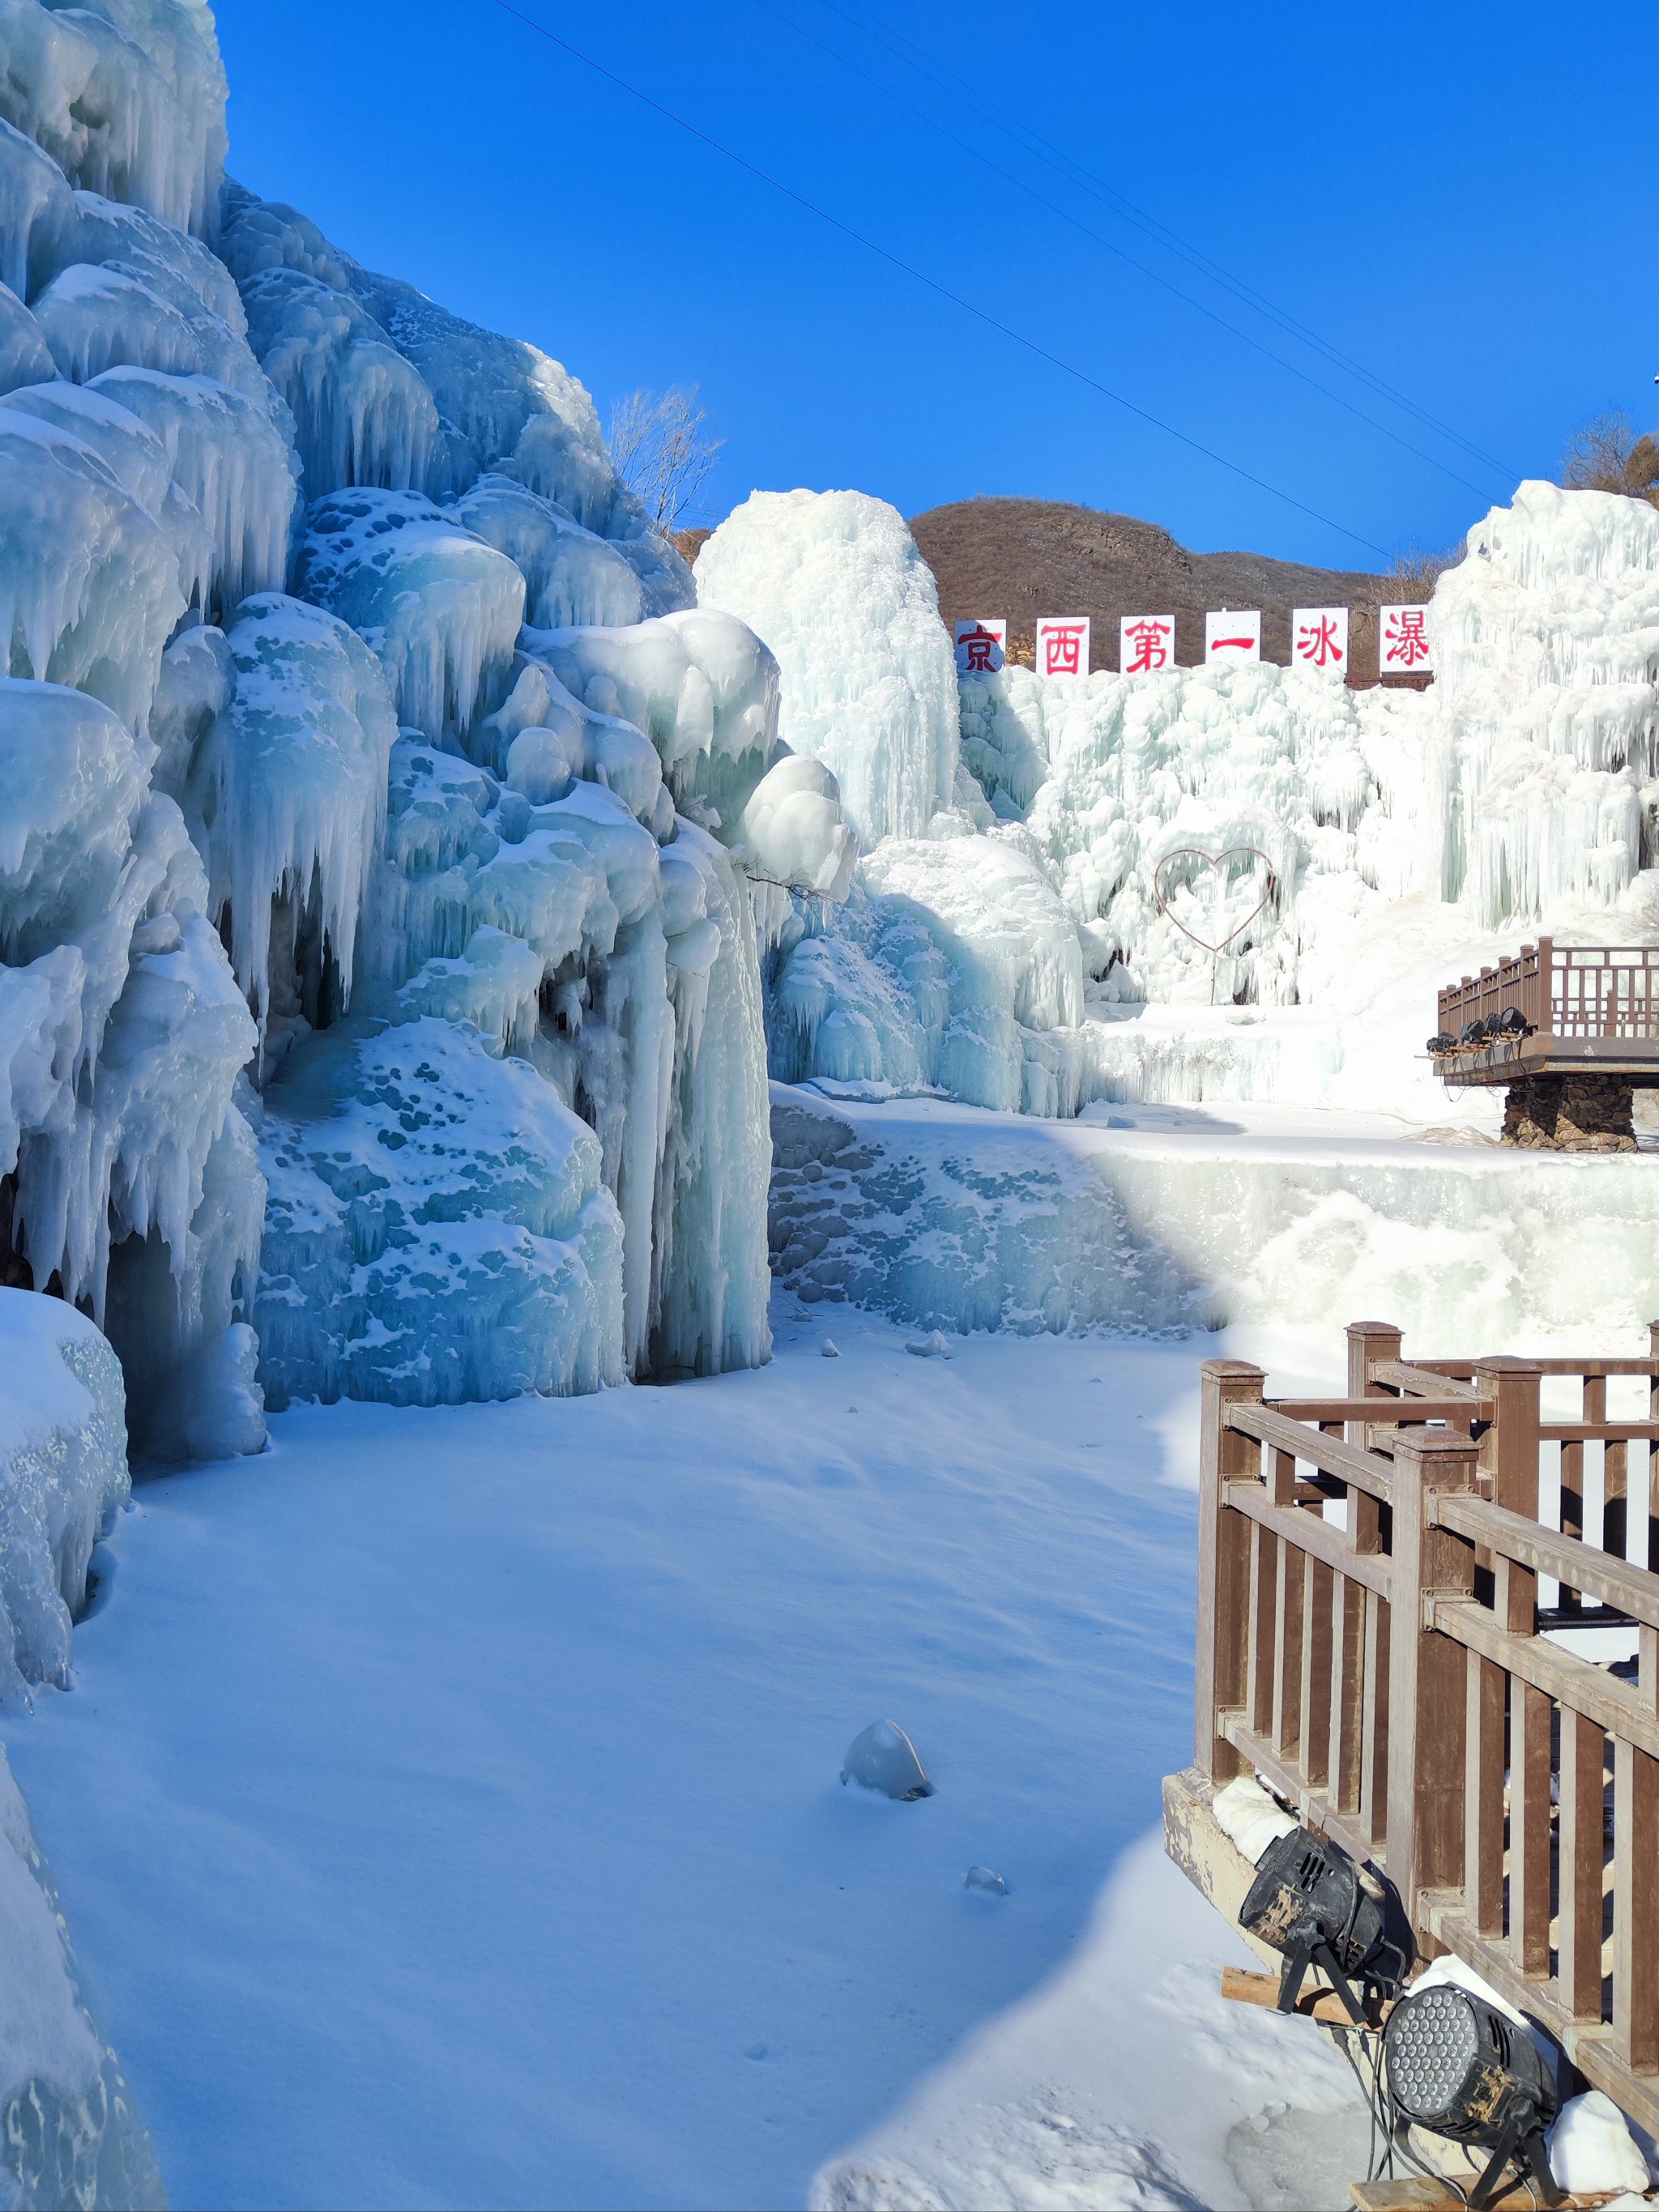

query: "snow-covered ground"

left=2, top=1290, right=1375, bottom=2211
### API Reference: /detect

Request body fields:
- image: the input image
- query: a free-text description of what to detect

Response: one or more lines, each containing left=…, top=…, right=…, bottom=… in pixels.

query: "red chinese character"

left=1383, top=607, right=1431, bottom=667
left=1042, top=622, right=1085, bottom=677
left=959, top=624, right=1001, bottom=672
left=1296, top=616, right=1344, bottom=667
left=1123, top=619, right=1171, bottom=674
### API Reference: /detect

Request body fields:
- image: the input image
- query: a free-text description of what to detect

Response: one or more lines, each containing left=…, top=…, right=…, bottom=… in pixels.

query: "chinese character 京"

left=953, top=618, right=1007, bottom=675
left=961, top=626, right=1000, bottom=671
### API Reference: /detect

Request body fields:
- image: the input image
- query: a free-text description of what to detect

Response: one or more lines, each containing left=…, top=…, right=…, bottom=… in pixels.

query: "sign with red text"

left=1035, top=616, right=1090, bottom=680
left=953, top=618, right=1007, bottom=675
left=1290, top=606, right=1349, bottom=674
left=1379, top=603, right=1433, bottom=673
left=1205, top=609, right=1260, bottom=665
left=1120, top=613, right=1175, bottom=674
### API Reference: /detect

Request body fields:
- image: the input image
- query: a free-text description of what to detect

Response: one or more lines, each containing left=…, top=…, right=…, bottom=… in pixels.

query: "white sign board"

left=1119, top=613, right=1175, bottom=674
left=1290, top=606, right=1349, bottom=674
left=1205, top=610, right=1260, bottom=665
left=1035, top=616, right=1090, bottom=681
left=1379, top=603, right=1433, bottom=674
left=953, top=618, right=1007, bottom=675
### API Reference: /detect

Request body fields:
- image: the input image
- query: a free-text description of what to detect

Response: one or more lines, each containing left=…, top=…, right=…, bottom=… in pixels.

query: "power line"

left=748, top=0, right=1498, bottom=501
left=487, top=0, right=1393, bottom=559
left=818, top=0, right=1520, bottom=485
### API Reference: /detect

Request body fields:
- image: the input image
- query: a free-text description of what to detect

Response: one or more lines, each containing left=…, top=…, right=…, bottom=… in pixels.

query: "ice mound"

left=769, top=832, right=1098, bottom=1115
left=0, top=1728, right=165, bottom=2207
left=255, top=1016, right=626, bottom=1409
left=697, top=489, right=959, bottom=845
left=0, top=1289, right=126, bottom=1699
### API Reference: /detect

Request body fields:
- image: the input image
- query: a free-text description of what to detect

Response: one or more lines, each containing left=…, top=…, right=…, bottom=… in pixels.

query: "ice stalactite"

left=450, top=475, right=648, bottom=630
left=297, top=488, right=526, bottom=742
left=185, top=595, right=397, bottom=1064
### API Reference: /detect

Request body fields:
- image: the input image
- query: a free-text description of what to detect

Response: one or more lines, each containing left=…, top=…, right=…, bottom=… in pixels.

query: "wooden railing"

left=1437, top=938, right=1659, bottom=1042
left=1195, top=1318, right=1659, bottom=2134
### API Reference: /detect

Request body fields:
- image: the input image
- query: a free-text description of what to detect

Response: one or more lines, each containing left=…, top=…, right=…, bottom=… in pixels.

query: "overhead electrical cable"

left=817, top=0, right=1520, bottom=484
left=488, top=0, right=1392, bottom=559
left=749, top=0, right=1498, bottom=501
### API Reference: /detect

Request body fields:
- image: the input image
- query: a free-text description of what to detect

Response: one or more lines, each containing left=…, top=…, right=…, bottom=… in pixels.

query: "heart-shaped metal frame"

left=1152, top=846, right=1277, bottom=956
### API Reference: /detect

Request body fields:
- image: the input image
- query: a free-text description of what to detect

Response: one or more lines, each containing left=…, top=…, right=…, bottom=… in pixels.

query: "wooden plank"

left=1227, top=1403, right=1396, bottom=1502
left=1605, top=1436, right=1628, bottom=1566
left=1220, top=1964, right=1387, bottom=2026
left=1362, top=1592, right=1390, bottom=1849
left=1558, top=1711, right=1607, bottom=2024
left=1219, top=1719, right=1376, bottom=1869
left=1540, top=1423, right=1659, bottom=1443
left=1427, top=1597, right=1659, bottom=1760
left=1510, top=1679, right=1552, bottom=1978
left=1350, top=2184, right=1627, bottom=2211
left=1223, top=1483, right=1393, bottom=1597
left=1369, top=1360, right=1481, bottom=1402
left=1245, top=1520, right=1277, bottom=1737
left=1301, top=1559, right=1333, bottom=1791
left=1196, top=1362, right=1265, bottom=1779
left=1429, top=1905, right=1659, bottom=2140
left=1329, top=1573, right=1366, bottom=1817
left=1269, top=1397, right=1481, bottom=1425
left=1612, top=1739, right=1659, bottom=2073
left=1432, top=1495, right=1659, bottom=1628
left=1463, top=1649, right=1505, bottom=1937
left=1275, top=1542, right=1304, bottom=1762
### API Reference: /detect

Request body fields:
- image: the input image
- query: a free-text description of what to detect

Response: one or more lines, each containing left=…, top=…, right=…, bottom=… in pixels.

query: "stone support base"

left=1501, top=1072, right=1637, bottom=1151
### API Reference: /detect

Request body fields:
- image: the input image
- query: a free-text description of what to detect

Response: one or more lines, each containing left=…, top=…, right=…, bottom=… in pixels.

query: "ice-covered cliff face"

left=742, top=480, right=1659, bottom=1122
left=0, top=0, right=856, bottom=1442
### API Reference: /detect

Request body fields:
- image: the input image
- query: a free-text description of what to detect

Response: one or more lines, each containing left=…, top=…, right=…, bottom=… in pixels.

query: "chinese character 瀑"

left=1123, top=618, right=1172, bottom=674
left=1382, top=606, right=1431, bottom=668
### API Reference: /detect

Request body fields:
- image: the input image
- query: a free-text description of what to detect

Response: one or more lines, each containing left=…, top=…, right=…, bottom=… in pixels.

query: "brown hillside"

left=909, top=497, right=1429, bottom=684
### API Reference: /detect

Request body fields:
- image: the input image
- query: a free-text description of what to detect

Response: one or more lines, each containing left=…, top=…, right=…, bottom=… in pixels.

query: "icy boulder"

left=451, top=475, right=646, bottom=630
left=696, top=489, right=960, bottom=845
left=0, top=278, right=52, bottom=390
left=298, top=487, right=525, bottom=741
left=0, top=405, right=183, bottom=735
left=256, top=1016, right=627, bottom=1409
left=0, top=1289, right=126, bottom=1700
left=769, top=829, right=1097, bottom=1115
left=736, top=753, right=857, bottom=900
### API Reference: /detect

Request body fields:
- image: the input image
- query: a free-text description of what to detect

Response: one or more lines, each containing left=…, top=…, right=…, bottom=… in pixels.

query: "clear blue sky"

left=214, top=0, right=1655, bottom=571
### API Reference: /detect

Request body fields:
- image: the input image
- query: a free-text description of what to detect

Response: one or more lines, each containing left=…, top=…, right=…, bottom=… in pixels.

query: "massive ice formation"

left=0, top=0, right=859, bottom=1442
left=735, top=479, right=1659, bottom=1123
left=697, top=490, right=961, bottom=844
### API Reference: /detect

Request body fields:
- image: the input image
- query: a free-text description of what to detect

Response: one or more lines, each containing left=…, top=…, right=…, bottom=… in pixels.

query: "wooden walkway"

left=1166, top=1319, right=1659, bottom=2137
left=1433, top=939, right=1659, bottom=1086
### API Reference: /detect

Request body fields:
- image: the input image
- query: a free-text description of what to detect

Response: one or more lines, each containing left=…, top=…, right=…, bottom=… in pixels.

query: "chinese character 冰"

left=1298, top=616, right=1342, bottom=667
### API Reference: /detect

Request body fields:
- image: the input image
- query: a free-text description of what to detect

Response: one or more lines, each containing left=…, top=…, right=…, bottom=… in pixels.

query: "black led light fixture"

left=1383, top=1983, right=1563, bottom=2210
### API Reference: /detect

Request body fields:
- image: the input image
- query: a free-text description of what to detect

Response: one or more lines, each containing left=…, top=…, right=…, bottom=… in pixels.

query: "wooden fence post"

left=1196, top=1359, right=1265, bottom=1782
left=1346, top=1321, right=1403, bottom=1451
left=1387, top=1429, right=1480, bottom=1933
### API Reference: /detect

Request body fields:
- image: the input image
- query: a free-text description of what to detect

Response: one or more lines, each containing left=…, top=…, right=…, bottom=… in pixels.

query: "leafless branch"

left=608, top=386, right=725, bottom=533
left=1559, top=411, right=1659, bottom=505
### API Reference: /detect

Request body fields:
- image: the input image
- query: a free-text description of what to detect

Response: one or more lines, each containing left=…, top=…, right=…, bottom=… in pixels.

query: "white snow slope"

left=4, top=1297, right=1384, bottom=2212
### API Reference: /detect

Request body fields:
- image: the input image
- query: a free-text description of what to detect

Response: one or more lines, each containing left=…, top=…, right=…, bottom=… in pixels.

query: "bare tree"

left=1381, top=541, right=1457, bottom=599
left=1559, top=411, right=1659, bottom=505
left=608, top=386, right=725, bottom=534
